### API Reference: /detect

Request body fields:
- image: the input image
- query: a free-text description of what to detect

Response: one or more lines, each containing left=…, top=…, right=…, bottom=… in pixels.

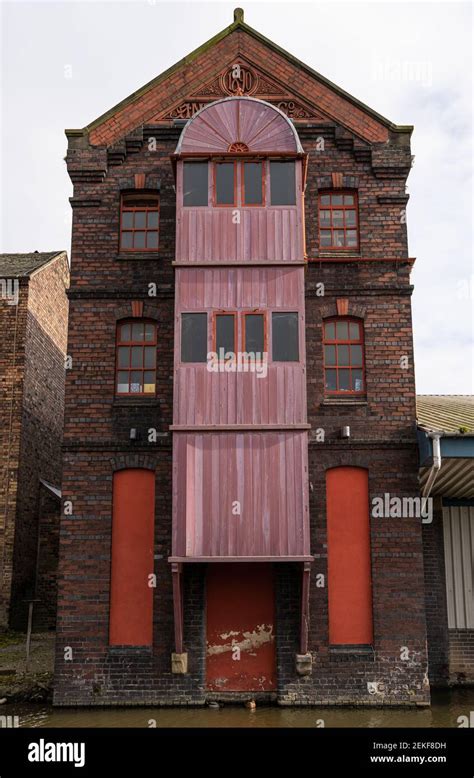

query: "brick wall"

left=449, top=631, right=474, bottom=684
left=10, top=257, right=69, bottom=630
left=0, top=282, right=29, bottom=628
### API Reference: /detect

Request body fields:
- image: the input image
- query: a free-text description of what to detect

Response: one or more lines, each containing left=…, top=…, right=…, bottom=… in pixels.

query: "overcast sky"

left=1, top=0, right=472, bottom=394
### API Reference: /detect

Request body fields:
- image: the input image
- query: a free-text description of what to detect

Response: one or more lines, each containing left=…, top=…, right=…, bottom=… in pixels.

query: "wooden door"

left=206, top=563, right=276, bottom=691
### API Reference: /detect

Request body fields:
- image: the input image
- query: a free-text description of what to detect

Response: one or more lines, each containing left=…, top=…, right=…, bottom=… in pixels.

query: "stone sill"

left=321, top=399, right=368, bottom=406
left=113, top=398, right=162, bottom=408
left=116, top=253, right=160, bottom=261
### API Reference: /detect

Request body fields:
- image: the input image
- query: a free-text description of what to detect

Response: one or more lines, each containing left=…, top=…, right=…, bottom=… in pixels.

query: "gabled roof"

left=70, top=8, right=412, bottom=149
left=417, top=395, right=474, bottom=434
left=0, top=251, right=67, bottom=279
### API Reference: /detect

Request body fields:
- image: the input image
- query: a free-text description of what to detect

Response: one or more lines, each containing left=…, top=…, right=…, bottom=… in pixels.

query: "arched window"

left=326, top=467, right=373, bottom=645
left=115, top=320, right=157, bottom=396
left=323, top=318, right=365, bottom=395
left=120, top=192, right=159, bottom=251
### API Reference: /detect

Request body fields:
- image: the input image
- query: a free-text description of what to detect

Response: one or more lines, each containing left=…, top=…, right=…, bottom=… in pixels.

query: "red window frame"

left=323, top=317, right=365, bottom=396
left=115, top=319, right=157, bottom=396
left=120, top=192, right=159, bottom=252
left=318, top=191, right=359, bottom=251
left=213, top=161, right=238, bottom=207
left=241, top=311, right=268, bottom=357
left=242, top=160, right=266, bottom=207
left=212, top=311, right=238, bottom=361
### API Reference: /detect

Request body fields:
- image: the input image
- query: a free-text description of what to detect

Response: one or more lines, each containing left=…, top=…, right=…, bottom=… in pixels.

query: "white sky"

left=1, top=0, right=472, bottom=394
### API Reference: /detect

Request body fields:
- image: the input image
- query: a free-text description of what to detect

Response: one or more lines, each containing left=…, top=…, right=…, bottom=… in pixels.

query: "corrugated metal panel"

left=176, top=97, right=303, bottom=154
left=443, top=506, right=474, bottom=628
left=420, top=459, right=474, bottom=499
left=172, top=431, right=310, bottom=559
left=417, top=395, right=474, bottom=433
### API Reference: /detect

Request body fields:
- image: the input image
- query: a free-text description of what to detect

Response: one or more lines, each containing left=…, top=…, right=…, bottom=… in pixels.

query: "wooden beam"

left=171, top=562, right=184, bottom=654
left=300, top=561, right=311, bottom=654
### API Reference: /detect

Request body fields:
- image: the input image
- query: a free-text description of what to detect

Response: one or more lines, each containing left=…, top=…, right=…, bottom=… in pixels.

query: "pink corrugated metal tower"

left=170, top=97, right=312, bottom=675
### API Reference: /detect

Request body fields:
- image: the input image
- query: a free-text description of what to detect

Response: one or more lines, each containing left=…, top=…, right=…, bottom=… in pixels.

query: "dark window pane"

left=272, top=312, right=299, bottom=361
left=324, top=344, right=336, bottom=365
left=337, top=345, right=350, bottom=366
left=324, top=322, right=336, bottom=340
left=319, top=210, right=330, bottom=226
left=350, top=345, right=363, bottom=365
left=122, top=212, right=133, bottom=228
left=244, top=162, right=263, bottom=205
left=245, top=314, right=264, bottom=354
left=349, top=322, right=360, bottom=340
left=146, top=231, right=159, bottom=249
left=320, top=194, right=330, bottom=206
left=132, top=323, right=144, bottom=341
left=117, top=347, right=129, bottom=368
left=325, top=369, right=337, bottom=391
left=121, top=232, right=133, bottom=249
left=145, top=323, right=155, bottom=342
left=134, top=232, right=146, bottom=249
left=352, top=369, right=364, bottom=392
left=130, top=372, right=143, bottom=393
left=332, top=194, right=343, bottom=206
left=333, top=230, right=345, bottom=246
left=144, top=347, right=156, bottom=368
left=345, top=210, right=356, bottom=227
left=134, top=211, right=146, bottom=229
left=336, top=321, right=348, bottom=340
left=320, top=231, right=332, bottom=247
left=332, top=210, right=344, bottom=227
left=147, top=211, right=159, bottom=228
left=131, top=346, right=143, bottom=368
left=344, top=195, right=354, bottom=205
left=144, top=372, right=155, bottom=394
left=120, top=323, right=131, bottom=342
left=183, top=162, right=208, bottom=206
left=347, top=230, right=358, bottom=247
left=215, top=163, right=235, bottom=205
left=216, top=314, right=235, bottom=356
left=270, top=161, right=295, bottom=205
left=117, top=372, right=129, bottom=393
left=181, top=313, right=208, bottom=362
left=338, top=369, right=350, bottom=391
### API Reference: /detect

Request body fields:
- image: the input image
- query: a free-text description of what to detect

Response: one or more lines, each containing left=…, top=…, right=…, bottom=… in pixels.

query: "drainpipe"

left=422, top=433, right=442, bottom=500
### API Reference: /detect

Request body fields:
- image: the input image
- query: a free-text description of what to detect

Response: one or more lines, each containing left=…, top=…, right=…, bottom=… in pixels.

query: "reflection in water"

left=5, top=689, right=474, bottom=729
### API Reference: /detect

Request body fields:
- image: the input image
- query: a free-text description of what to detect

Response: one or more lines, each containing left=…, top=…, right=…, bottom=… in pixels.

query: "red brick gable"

left=85, top=16, right=406, bottom=148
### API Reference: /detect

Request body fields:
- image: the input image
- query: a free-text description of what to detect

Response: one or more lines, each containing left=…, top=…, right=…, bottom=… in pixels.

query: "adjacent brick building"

left=54, top=9, right=431, bottom=706
left=0, top=251, right=69, bottom=631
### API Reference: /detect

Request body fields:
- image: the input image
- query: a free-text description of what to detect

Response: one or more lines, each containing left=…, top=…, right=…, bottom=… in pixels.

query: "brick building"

left=0, top=251, right=69, bottom=631
left=54, top=9, right=430, bottom=706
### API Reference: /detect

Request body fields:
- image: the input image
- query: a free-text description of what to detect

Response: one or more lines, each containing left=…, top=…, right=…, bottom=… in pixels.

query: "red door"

left=206, top=563, right=276, bottom=691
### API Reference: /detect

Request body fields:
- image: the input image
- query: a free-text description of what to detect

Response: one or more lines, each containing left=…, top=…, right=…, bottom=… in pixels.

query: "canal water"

left=4, top=688, right=474, bottom=728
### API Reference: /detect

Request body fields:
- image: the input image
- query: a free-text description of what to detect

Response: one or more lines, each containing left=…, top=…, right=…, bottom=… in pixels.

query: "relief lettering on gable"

left=162, top=63, right=326, bottom=122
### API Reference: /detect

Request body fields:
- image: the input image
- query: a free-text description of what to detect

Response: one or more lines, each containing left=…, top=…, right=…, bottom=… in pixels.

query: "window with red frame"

left=120, top=193, right=159, bottom=251
left=116, top=321, right=157, bottom=395
left=324, top=319, right=364, bottom=394
left=319, top=192, right=358, bottom=250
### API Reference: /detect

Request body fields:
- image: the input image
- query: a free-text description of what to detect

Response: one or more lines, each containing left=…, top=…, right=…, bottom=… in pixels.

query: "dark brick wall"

left=0, top=256, right=68, bottom=631
left=422, top=497, right=450, bottom=686
left=34, top=487, right=61, bottom=631
left=10, top=258, right=69, bottom=630
left=449, top=631, right=474, bottom=685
